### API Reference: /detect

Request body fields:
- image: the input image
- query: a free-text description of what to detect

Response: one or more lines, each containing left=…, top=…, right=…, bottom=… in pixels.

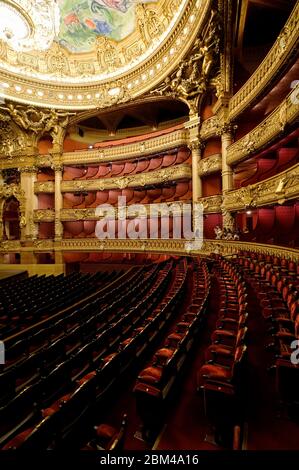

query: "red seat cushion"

left=139, top=366, right=163, bottom=384
left=199, top=364, right=232, bottom=381
left=2, top=427, right=34, bottom=449
left=77, top=371, right=97, bottom=386
left=95, top=424, right=116, bottom=439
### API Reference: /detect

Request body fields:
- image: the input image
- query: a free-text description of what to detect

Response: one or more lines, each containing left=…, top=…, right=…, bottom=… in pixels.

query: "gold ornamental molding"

left=227, top=91, right=299, bottom=165
left=203, top=240, right=299, bottom=262
left=198, top=153, right=222, bottom=175
left=223, top=163, right=299, bottom=211
left=33, top=209, right=55, bottom=223
left=200, top=116, right=221, bottom=140
left=0, top=0, right=212, bottom=110
left=229, top=2, right=299, bottom=120
left=62, top=129, right=190, bottom=165
left=0, top=238, right=298, bottom=262
left=34, top=181, right=55, bottom=194
left=198, top=195, right=222, bottom=213
left=58, top=163, right=191, bottom=193
left=0, top=240, right=22, bottom=251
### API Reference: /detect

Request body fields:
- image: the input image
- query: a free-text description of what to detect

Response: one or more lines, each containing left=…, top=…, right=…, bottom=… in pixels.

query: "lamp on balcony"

left=0, top=0, right=60, bottom=52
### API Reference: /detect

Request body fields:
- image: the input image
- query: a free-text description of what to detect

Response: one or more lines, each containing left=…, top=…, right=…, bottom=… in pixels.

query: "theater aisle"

left=156, top=273, right=221, bottom=450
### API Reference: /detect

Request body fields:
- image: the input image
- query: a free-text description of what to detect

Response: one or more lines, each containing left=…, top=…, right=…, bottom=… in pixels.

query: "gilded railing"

left=62, top=129, right=190, bottom=165
left=223, top=163, right=299, bottom=211
left=199, top=116, right=221, bottom=140
left=198, top=153, right=222, bottom=176
left=34, top=181, right=55, bottom=194
left=33, top=209, right=55, bottom=222
left=229, top=2, right=299, bottom=119
left=60, top=164, right=191, bottom=193
left=198, top=195, right=222, bottom=213
left=34, top=164, right=191, bottom=194
left=60, top=202, right=191, bottom=221
left=227, top=91, right=299, bottom=165
left=1, top=239, right=298, bottom=262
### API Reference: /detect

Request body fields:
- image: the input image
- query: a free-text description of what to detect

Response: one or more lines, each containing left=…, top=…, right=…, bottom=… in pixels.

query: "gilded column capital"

left=53, top=164, right=64, bottom=172
left=218, top=121, right=238, bottom=136
left=190, top=139, right=205, bottom=152
left=19, top=165, right=38, bottom=174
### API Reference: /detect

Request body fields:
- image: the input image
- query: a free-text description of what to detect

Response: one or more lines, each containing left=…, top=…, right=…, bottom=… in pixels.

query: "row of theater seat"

left=197, top=259, right=248, bottom=448
left=234, top=252, right=298, bottom=367
left=237, top=251, right=299, bottom=280
left=0, top=267, right=152, bottom=405
left=232, top=251, right=299, bottom=409
left=0, top=260, right=188, bottom=449
left=0, top=272, right=105, bottom=337
left=134, top=259, right=210, bottom=441
left=62, top=149, right=190, bottom=182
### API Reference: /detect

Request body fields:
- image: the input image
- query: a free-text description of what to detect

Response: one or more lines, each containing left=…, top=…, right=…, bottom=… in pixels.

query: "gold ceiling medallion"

left=0, top=0, right=59, bottom=52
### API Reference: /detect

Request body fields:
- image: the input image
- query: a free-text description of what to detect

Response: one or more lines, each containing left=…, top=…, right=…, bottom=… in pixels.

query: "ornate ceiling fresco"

left=58, top=0, right=139, bottom=53
left=0, top=0, right=211, bottom=109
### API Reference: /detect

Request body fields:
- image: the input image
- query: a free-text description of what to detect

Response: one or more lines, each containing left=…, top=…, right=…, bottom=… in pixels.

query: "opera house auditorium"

left=0, top=0, right=298, bottom=454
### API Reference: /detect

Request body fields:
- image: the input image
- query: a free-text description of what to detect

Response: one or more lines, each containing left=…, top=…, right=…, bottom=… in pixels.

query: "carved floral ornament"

left=0, top=0, right=212, bottom=109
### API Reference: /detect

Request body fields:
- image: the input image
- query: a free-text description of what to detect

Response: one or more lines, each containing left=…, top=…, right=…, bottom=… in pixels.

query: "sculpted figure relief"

left=0, top=104, right=75, bottom=148
left=151, top=7, right=222, bottom=104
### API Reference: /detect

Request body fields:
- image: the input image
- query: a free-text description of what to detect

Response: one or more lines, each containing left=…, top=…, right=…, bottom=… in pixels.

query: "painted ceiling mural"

left=57, top=0, right=156, bottom=53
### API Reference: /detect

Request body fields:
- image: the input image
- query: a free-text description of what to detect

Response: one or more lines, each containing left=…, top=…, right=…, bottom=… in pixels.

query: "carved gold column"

left=0, top=217, right=3, bottom=242
left=20, top=166, right=38, bottom=241
left=54, top=164, right=63, bottom=241
left=185, top=115, right=203, bottom=202
left=221, top=124, right=234, bottom=193
left=191, top=139, right=204, bottom=203
left=220, top=123, right=236, bottom=231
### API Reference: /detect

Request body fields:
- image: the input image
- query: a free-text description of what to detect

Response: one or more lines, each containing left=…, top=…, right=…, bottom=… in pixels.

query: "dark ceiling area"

left=243, top=0, right=296, bottom=48
left=78, top=99, right=189, bottom=133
